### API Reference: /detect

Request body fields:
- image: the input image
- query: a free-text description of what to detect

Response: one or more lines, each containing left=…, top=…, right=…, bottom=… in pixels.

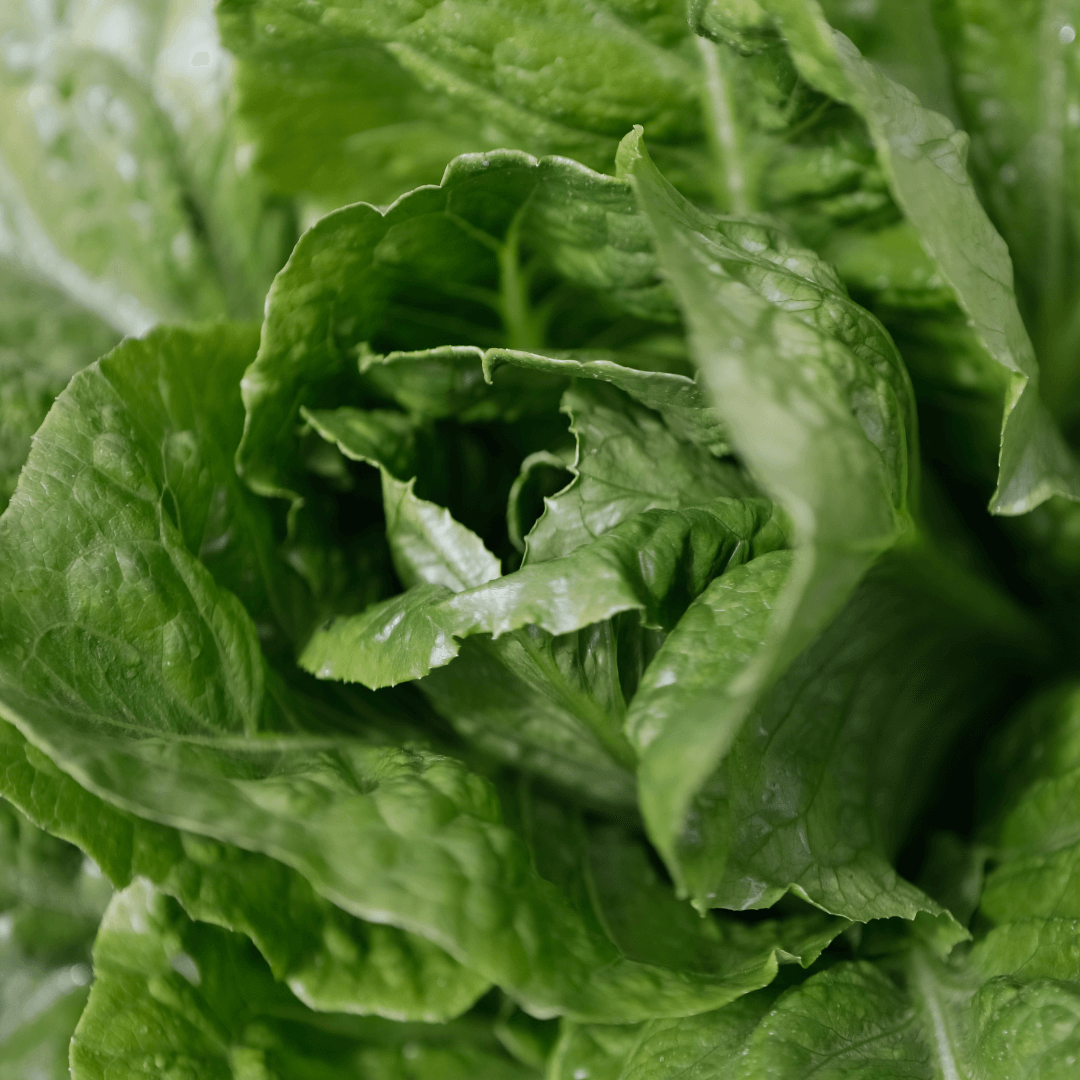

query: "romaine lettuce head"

left=1, top=1, right=1078, bottom=1076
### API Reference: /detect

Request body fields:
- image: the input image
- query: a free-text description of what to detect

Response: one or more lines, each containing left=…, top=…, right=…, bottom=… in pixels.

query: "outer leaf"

left=216, top=0, right=713, bottom=208
left=0, top=718, right=490, bottom=1023
left=70, top=881, right=535, bottom=1080
left=632, top=538, right=1032, bottom=932
left=0, top=265, right=118, bottom=513
left=756, top=0, right=1080, bottom=515
left=620, top=129, right=913, bottom=894
left=621, top=675, right=1080, bottom=1080
left=0, top=0, right=291, bottom=332
left=620, top=990, right=779, bottom=1080
left=933, top=0, right=1080, bottom=413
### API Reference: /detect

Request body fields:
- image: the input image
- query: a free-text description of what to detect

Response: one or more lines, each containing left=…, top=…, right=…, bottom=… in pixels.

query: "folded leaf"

left=754, top=0, right=1080, bottom=515
left=934, top=0, right=1080, bottom=417
left=70, top=880, right=534, bottom=1080
left=620, top=128, right=914, bottom=892
left=519, top=380, right=748, bottom=564
left=237, top=149, right=670, bottom=507
left=300, top=498, right=775, bottom=686
left=617, top=671, right=1080, bottom=1080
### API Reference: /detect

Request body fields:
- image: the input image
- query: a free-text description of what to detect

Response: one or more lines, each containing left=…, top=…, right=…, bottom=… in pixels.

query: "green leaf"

left=300, top=498, right=775, bottom=687
left=70, top=880, right=535, bottom=1080
left=620, top=128, right=915, bottom=896
left=631, top=538, right=1033, bottom=932
left=816, top=0, right=959, bottom=122
left=754, top=0, right=1080, bottom=515
left=619, top=990, right=780, bottom=1080
left=619, top=671, right=1080, bottom=1080
left=0, top=717, right=491, bottom=1023
left=0, top=265, right=119, bottom=514
left=933, top=0, right=1080, bottom=416
left=236, top=149, right=670, bottom=509
left=301, top=404, right=503, bottom=592
left=216, top=0, right=714, bottom=208
left=0, top=0, right=292, bottom=331
left=518, top=380, right=750, bottom=564
left=547, top=1021, right=643, bottom=1080
left=0, top=322, right=836, bottom=1022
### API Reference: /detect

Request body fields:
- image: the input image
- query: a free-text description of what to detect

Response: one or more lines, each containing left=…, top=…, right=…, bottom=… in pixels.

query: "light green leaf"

left=300, top=498, right=775, bottom=687
left=70, top=880, right=535, bottom=1080
left=619, top=990, right=779, bottom=1080
left=933, top=0, right=1080, bottom=415
left=0, top=265, right=119, bottom=514
left=755, top=0, right=1080, bottom=515
left=620, top=128, right=914, bottom=896
left=0, top=0, right=292, bottom=332
left=216, top=0, right=713, bottom=208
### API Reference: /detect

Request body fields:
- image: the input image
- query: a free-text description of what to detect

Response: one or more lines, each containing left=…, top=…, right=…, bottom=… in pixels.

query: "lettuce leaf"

left=0, top=322, right=840, bottom=1024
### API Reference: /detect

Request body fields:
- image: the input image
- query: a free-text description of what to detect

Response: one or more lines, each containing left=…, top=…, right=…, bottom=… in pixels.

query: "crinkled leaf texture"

left=751, top=0, right=1080, bottom=515
left=248, top=137, right=1026, bottom=939
left=239, top=147, right=770, bottom=807
left=236, top=146, right=681, bottom=505
left=595, top=676, right=1080, bottom=1080
left=70, top=879, right=536, bottom=1080
left=216, top=0, right=714, bottom=208
left=0, top=324, right=839, bottom=1023
left=0, top=718, right=490, bottom=1023
left=619, top=129, right=924, bottom=900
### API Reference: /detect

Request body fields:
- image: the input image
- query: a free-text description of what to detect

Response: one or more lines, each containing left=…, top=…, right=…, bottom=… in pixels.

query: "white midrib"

left=911, top=950, right=964, bottom=1080
left=697, top=36, right=750, bottom=215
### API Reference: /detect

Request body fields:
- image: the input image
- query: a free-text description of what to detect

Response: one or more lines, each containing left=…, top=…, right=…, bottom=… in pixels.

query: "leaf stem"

left=697, top=37, right=751, bottom=215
